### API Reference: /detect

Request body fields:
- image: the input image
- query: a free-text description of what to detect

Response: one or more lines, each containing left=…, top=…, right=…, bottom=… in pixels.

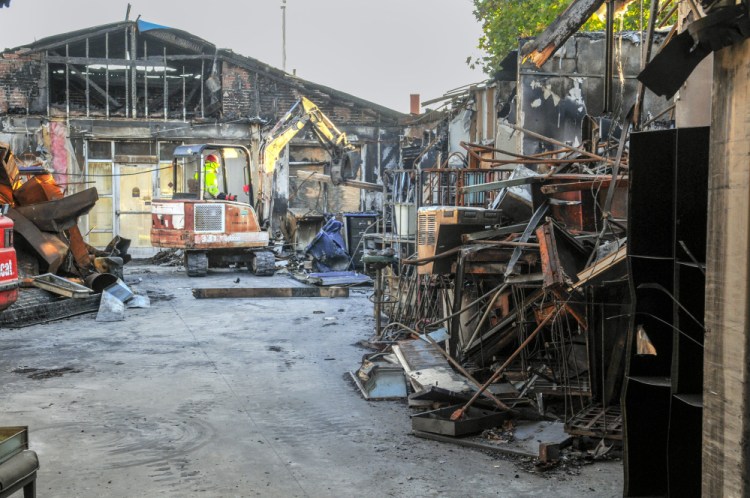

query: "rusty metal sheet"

left=13, top=174, right=64, bottom=205
left=67, top=226, right=92, bottom=268
left=7, top=210, right=68, bottom=274
left=13, top=188, right=98, bottom=232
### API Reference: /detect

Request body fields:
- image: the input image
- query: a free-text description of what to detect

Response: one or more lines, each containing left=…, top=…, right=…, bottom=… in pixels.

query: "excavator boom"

left=260, top=97, right=360, bottom=184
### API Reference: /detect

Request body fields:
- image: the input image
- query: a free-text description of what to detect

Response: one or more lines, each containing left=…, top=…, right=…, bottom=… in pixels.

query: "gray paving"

left=0, top=264, right=622, bottom=497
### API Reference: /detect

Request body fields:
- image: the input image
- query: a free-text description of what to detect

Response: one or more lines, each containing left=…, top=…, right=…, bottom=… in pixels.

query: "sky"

left=0, top=0, right=487, bottom=113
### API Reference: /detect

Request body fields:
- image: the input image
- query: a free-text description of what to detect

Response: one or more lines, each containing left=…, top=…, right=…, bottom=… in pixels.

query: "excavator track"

left=251, top=251, right=276, bottom=276
left=185, top=251, right=208, bottom=277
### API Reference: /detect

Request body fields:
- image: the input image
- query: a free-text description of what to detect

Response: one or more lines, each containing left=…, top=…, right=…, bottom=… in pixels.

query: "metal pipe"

left=462, top=284, right=509, bottom=355
left=451, top=307, right=559, bottom=420
left=85, top=38, right=90, bottom=117
left=144, top=40, right=148, bottom=117
left=375, top=268, right=383, bottom=337
left=45, top=50, right=50, bottom=117
left=182, top=65, right=186, bottom=121
left=65, top=44, right=69, bottom=122
left=130, top=24, right=137, bottom=118
left=281, top=0, right=287, bottom=71
left=105, top=32, right=110, bottom=119
left=633, top=0, right=659, bottom=128
left=604, top=0, right=614, bottom=113
left=163, top=47, right=167, bottom=121
left=124, top=28, right=129, bottom=117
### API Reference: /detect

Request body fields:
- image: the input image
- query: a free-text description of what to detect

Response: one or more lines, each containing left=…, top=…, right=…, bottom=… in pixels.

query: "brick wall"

left=221, top=60, right=390, bottom=127
left=221, top=62, right=256, bottom=119
left=0, top=52, right=44, bottom=114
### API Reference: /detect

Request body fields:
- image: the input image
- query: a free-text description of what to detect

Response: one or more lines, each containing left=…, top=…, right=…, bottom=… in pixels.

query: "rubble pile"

left=0, top=143, right=136, bottom=327
left=353, top=125, right=633, bottom=462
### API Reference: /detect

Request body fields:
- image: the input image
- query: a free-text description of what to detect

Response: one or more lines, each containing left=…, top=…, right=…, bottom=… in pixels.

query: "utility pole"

left=281, top=0, right=287, bottom=72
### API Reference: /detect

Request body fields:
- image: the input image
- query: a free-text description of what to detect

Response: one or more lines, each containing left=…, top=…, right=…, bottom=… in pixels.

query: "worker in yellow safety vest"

left=199, top=154, right=220, bottom=198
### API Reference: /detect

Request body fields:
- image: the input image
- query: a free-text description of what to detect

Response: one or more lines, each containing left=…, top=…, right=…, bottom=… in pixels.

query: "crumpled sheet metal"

left=13, top=187, right=98, bottom=233
left=7, top=210, right=68, bottom=274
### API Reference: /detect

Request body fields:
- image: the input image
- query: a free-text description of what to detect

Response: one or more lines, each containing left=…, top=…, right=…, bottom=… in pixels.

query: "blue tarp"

left=137, top=20, right=170, bottom=32
left=305, top=219, right=351, bottom=272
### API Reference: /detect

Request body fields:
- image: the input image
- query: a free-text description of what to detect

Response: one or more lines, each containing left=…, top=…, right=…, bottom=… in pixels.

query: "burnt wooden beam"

left=66, top=67, right=120, bottom=108
left=45, top=55, right=212, bottom=65
left=192, top=287, right=349, bottom=299
left=520, top=0, right=605, bottom=67
left=30, top=24, right=130, bottom=53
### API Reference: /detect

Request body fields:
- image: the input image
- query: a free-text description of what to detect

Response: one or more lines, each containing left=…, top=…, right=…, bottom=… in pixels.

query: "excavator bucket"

left=327, top=150, right=362, bottom=185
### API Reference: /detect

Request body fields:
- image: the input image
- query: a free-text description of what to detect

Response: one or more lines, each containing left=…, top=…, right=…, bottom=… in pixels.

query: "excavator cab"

left=171, top=145, right=253, bottom=206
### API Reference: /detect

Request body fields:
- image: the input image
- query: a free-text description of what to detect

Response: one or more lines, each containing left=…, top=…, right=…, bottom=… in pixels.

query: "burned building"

left=0, top=19, right=404, bottom=255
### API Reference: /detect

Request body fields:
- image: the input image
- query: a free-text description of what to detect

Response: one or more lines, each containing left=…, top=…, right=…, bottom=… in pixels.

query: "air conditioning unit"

left=417, top=207, right=503, bottom=275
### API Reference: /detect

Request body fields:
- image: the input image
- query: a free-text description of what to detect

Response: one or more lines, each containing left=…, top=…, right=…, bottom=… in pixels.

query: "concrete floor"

left=0, top=264, right=622, bottom=497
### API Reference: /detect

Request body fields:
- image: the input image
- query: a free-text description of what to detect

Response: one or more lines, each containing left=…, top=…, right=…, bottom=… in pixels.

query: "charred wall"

left=0, top=52, right=45, bottom=115
left=517, top=32, right=670, bottom=155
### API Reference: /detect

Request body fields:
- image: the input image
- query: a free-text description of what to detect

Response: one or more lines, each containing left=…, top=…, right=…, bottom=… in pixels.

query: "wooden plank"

left=192, top=287, right=349, bottom=299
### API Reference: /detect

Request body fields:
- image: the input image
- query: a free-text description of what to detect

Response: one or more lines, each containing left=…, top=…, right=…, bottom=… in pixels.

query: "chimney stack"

left=410, top=94, right=420, bottom=115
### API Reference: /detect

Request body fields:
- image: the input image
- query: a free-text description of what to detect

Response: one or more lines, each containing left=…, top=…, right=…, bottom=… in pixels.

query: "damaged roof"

left=9, top=20, right=215, bottom=55
left=5, top=19, right=406, bottom=122
left=218, top=50, right=406, bottom=122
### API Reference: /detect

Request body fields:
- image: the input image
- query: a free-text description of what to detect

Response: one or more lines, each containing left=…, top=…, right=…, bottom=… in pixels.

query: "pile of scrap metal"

left=353, top=124, right=630, bottom=460
left=0, top=143, right=131, bottom=327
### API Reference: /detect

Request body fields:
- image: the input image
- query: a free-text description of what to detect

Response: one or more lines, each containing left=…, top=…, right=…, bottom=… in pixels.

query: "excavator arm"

left=260, top=97, right=361, bottom=184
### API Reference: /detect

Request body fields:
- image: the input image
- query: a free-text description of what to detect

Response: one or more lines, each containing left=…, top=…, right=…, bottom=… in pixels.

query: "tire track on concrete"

left=169, top=300, right=310, bottom=497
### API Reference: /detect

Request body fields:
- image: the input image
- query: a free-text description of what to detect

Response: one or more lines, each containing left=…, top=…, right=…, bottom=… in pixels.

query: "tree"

left=471, top=0, right=653, bottom=75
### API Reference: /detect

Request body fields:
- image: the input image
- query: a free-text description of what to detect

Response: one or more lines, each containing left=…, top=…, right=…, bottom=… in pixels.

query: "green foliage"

left=471, top=0, right=652, bottom=75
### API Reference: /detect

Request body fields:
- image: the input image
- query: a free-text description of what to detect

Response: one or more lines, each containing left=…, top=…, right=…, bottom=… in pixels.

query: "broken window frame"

left=84, top=140, right=115, bottom=247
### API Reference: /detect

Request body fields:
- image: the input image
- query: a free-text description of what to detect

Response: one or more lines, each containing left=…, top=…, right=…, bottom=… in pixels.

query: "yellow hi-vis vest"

left=197, top=160, right=220, bottom=197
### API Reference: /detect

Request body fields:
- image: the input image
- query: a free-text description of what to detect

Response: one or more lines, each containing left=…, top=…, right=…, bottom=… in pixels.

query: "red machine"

left=0, top=210, right=18, bottom=311
left=151, top=144, right=274, bottom=277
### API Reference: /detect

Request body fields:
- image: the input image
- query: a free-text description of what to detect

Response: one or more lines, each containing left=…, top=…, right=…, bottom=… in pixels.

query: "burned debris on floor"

left=350, top=121, right=635, bottom=468
left=0, top=143, right=141, bottom=327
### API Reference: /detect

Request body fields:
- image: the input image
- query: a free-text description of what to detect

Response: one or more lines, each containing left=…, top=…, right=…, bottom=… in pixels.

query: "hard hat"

left=205, top=154, right=219, bottom=163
